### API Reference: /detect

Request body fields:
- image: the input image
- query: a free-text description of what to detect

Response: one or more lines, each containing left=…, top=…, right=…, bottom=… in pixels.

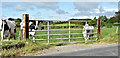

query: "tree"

left=108, top=16, right=119, bottom=23
left=93, top=17, right=97, bottom=21
left=16, top=18, right=22, bottom=22
left=98, top=16, right=108, bottom=27
left=89, top=17, right=97, bottom=26
left=8, top=18, right=14, bottom=21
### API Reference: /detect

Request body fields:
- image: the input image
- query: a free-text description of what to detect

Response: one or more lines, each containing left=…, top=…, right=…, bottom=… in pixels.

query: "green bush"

left=105, top=23, right=113, bottom=28
left=16, top=22, right=20, bottom=27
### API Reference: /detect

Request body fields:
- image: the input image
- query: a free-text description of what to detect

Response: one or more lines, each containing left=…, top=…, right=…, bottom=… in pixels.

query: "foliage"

left=8, top=18, right=21, bottom=22
left=8, top=18, right=21, bottom=27
left=69, top=19, right=91, bottom=20
left=16, top=22, right=21, bottom=27
left=97, top=15, right=120, bottom=28
left=89, top=17, right=97, bottom=26
left=2, top=40, right=51, bottom=57
left=108, top=16, right=120, bottom=23
left=98, top=16, right=108, bottom=27
left=8, top=18, right=14, bottom=21
left=105, top=23, right=113, bottom=28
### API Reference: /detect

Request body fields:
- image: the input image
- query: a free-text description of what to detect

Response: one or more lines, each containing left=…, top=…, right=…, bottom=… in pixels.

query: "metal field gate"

left=30, top=20, right=99, bottom=44
left=22, top=14, right=100, bottom=44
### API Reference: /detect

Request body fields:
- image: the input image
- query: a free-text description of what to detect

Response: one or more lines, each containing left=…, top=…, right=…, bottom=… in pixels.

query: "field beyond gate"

left=30, top=20, right=98, bottom=44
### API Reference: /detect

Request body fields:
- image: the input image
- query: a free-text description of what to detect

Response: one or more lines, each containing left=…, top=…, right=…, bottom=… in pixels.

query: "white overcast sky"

left=0, top=0, right=119, bottom=20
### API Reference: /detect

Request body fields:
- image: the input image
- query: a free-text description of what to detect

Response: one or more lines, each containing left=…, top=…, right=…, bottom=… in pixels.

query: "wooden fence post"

left=97, top=19, right=101, bottom=37
left=23, top=14, right=29, bottom=40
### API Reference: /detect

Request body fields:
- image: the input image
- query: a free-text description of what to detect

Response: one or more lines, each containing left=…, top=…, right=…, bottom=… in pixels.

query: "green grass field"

left=1, top=25, right=119, bottom=56
left=29, top=27, right=97, bottom=44
left=100, top=27, right=117, bottom=38
left=1, top=28, right=118, bottom=56
left=0, top=26, right=117, bottom=44
left=54, top=23, right=76, bottom=25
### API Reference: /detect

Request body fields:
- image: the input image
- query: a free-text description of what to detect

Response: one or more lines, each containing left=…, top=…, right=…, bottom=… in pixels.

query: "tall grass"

left=98, top=27, right=118, bottom=44
left=2, top=40, right=51, bottom=56
left=100, top=27, right=116, bottom=38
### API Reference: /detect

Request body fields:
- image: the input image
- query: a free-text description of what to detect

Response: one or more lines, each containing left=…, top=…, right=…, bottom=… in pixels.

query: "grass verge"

left=97, top=27, right=118, bottom=44
left=2, top=40, right=51, bottom=57
left=98, top=32, right=118, bottom=44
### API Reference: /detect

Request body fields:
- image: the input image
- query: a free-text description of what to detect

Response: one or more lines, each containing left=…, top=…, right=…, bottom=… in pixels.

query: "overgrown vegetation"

left=100, top=27, right=117, bottom=38
left=100, top=33, right=118, bottom=43
left=98, top=27, right=118, bottom=44
left=2, top=40, right=51, bottom=57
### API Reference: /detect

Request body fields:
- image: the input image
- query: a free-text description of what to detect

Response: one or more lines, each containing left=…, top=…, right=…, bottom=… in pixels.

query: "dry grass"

left=97, top=32, right=118, bottom=44
left=2, top=40, right=51, bottom=57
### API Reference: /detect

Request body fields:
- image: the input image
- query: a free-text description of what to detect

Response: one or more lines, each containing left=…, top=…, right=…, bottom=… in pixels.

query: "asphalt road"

left=46, top=44, right=119, bottom=56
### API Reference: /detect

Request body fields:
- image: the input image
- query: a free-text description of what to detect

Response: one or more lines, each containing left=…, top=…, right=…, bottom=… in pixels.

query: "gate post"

left=97, top=19, right=101, bottom=37
left=69, top=20, right=71, bottom=43
left=23, top=14, right=29, bottom=40
left=47, top=21, right=50, bottom=44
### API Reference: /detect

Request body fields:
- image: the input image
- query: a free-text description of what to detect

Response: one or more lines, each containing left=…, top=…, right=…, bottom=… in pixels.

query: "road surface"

left=50, top=44, right=118, bottom=56
left=35, top=44, right=119, bottom=56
